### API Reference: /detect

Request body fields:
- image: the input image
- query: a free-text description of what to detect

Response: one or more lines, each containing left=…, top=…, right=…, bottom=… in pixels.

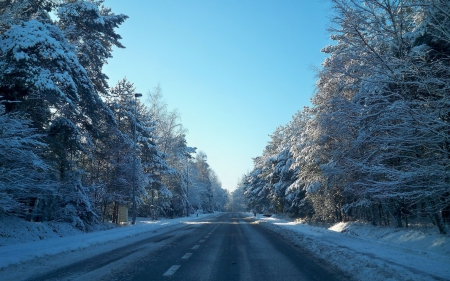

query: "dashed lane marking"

left=199, top=239, right=205, bottom=243
left=181, top=253, right=193, bottom=260
left=204, top=235, right=209, bottom=238
left=191, top=245, right=200, bottom=249
left=163, top=265, right=181, bottom=277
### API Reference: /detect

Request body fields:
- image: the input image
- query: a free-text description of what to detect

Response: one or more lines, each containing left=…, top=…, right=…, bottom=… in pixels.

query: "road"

left=24, top=213, right=349, bottom=281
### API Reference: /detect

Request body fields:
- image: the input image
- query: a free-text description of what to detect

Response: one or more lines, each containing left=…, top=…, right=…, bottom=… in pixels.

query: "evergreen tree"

left=0, top=101, right=55, bottom=220
left=56, top=0, right=128, bottom=96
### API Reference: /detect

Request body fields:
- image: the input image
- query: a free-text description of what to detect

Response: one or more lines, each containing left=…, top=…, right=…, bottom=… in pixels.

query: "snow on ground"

left=0, top=213, right=220, bottom=270
left=254, top=213, right=450, bottom=281
left=0, top=216, right=112, bottom=246
left=1, top=213, right=449, bottom=281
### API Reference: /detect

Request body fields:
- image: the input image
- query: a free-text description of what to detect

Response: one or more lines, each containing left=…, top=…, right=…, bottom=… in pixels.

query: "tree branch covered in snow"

left=243, top=0, right=450, bottom=234
left=0, top=0, right=228, bottom=230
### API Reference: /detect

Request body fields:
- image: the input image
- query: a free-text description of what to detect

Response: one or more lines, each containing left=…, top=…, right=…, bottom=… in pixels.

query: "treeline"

left=242, top=0, right=450, bottom=234
left=0, top=0, right=228, bottom=231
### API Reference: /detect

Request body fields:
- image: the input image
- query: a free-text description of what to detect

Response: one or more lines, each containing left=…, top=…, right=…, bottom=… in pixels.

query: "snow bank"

left=255, top=214, right=450, bottom=281
left=0, top=213, right=219, bottom=269
left=0, top=216, right=108, bottom=246
left=329, top=221, right=450, bottom=257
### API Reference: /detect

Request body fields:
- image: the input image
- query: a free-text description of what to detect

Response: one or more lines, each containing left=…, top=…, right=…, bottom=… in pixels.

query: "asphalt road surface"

left=25, top=213, right=349, bottom=281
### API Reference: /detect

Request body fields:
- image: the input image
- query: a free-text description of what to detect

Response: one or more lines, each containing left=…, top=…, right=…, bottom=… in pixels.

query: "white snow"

left=1, top=213, right=449, bottom=281
left=0, top=213, right=219, bottom=269
left=255, top=214, right=450, bottom=281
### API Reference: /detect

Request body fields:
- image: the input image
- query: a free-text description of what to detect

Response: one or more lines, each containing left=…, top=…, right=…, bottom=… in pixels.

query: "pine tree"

left=56, top=0, right=128, bottom=96
left=0, top=101, right=55, bottom=220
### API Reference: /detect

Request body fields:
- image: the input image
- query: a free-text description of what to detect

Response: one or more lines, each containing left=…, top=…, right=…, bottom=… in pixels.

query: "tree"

left=56, top=0, right=128, bottom=96
left=209, top=170, right=229, bottom=211
left=228, top=176, right=249, bottom=212
left=0, top=101, right=55, bottom=220
left=103, top=78, right=175, bottom=222
left=243, top=1, right=450, bottom=234
left=0, top=1, right=123, bottom=229
left=322, top=0, right=450, bottom=233
left=190, top=151, right=214, bottom=213
left=146, top=86, right=195, bottom=216
left=0, top=0, right=54, bottom=35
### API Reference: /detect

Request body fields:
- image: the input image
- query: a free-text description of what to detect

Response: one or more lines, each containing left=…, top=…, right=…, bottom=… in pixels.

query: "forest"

left=239, top=0, right=450, bottom=234
left=0, top=0, right=229, bottom=231
left=2, top=0, right=450, bottom=236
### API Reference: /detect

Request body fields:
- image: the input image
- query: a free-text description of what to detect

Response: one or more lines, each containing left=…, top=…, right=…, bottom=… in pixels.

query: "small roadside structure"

left=118, top=205, right=128, bottom=224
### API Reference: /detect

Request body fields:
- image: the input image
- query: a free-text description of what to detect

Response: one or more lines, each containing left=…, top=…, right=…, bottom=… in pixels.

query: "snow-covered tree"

left=228, top=176, right=248, bottom=212
left=243, top=0, right=450, bottom=234
left=189, top=152, right=214, bottom=213
left=319, top=0, right=450, bottom=233
left=209, top=170, right=229, bottom=211
left=56, top=0, right=127, bottom=96
left=0, top=101, right=55, bottom=220
left=103, top=78, right=175, bottom=222
left=0, top=1, right=122, bottom=229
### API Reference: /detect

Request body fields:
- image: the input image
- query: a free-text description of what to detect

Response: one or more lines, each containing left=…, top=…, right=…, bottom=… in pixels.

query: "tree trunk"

left=378, top=202, right=383, bottom=225
left=112, top=201, right=119, bottom=224
left=425, top=198, right=448, bottom=234
left=371, top=202, right=377, bottom=226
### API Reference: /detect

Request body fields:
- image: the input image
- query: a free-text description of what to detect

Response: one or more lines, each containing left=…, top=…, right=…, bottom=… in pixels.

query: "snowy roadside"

left=253, top=213, right=450, bottom=281
left=0, top=213, right=220, bottom=270
left=2, top=212, right=448, bottom=281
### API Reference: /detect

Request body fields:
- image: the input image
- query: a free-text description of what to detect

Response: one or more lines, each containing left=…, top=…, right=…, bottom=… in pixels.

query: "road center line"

left=191, top=245, right=200, bottom=249
left=181, top=253, right=193, bottom=260
left=163, top=265, right=180, bottom=277
left=199, top=239, right=205, bottom=243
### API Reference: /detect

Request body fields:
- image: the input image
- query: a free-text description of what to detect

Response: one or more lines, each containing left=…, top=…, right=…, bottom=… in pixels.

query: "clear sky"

left=102, top=0, right=333, bottom=191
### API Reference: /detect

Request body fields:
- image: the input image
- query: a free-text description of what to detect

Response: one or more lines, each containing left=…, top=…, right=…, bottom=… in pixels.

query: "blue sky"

left=103, top=0, right=333, bottom=191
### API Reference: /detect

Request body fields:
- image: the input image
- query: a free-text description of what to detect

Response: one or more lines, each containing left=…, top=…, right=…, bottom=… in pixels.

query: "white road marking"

left=181, top=253, right=193, bottom=260
left=191, top=245, right=200, bottom=249
left=163, top=265, right=180, bottom=277
left=199, top=239, right=205, bottom=243
left=204, top=235, right=209, bottom=238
